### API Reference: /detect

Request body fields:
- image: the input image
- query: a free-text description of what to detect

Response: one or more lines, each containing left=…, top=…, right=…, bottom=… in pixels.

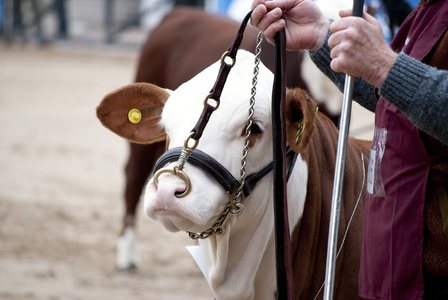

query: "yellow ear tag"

left=315, top=107, right=319, bottom=115
left=128, top=109, right=142, bottom=124
left=296, top=122, right=305, bottom=144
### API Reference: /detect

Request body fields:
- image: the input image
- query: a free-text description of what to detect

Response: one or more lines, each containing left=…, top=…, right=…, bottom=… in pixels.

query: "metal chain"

left=188, top=203, right=232, bottom=239
left=188, top=30, right=264, bottom=239
left=231, top=30, right=263, bottom=213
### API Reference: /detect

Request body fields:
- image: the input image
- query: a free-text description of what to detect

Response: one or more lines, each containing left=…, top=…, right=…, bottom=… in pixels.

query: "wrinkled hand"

left=328, top=9, right=398, bottom=88
left=250, top=0, right=330, bottom=52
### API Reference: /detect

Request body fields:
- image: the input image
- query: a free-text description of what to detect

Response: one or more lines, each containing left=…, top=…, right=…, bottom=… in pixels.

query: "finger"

left=252, top=7, right=284, bottom=37
left=339, top=8, right=377, bottom=24
left=338, top=9, right=367, bottom=18
left=264, top=18, right=286, bottom=43
left=251, top=0, right=265, bottom=10
left=250, top=4, right=267, bottom=28
left=327, top=30, right=342, bottom=49
left=330, top=56, right=342, bottom=73
left=329, top=47, right=349, bottom=73
left=264, top=0, right=289, bottom=11
left=362, top=10, right=380, bottom=24
left=329, top=18, right=348, bottom=34
left=329, top=39, right=343, bottom=60
left=330, top=14, right=367, bottom=35
left=338, top=9, right=354, bottom=18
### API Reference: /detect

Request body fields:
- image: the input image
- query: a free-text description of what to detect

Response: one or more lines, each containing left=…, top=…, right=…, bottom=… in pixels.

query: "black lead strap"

left=272, top=27, right=294, bottom=300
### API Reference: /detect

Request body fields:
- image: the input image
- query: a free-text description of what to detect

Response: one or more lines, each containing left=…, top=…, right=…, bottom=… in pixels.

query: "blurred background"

left=0, top=0, right=260, bottom=46
left=0, top=0, right=414, bottom=299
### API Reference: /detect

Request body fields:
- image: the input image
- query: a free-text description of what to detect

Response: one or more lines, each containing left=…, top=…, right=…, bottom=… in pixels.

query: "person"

left=12, top=0, right=43, bottom=39
left=0, top=0, right=3, bottom=31
left=174, top=0, right=205, bottom=6
left=250, top=0, right=448, bottom=299
left=55, top=0, right=68, bottom=39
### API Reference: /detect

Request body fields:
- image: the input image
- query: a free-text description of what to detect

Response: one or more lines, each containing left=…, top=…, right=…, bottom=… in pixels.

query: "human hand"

left=328, top=9, right=398, bottom=88
left=250, top=0, right=330, bottom=52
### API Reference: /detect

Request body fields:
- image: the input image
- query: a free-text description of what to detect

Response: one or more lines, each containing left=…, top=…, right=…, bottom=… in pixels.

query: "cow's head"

left=97, top=50, right=317, bottom=235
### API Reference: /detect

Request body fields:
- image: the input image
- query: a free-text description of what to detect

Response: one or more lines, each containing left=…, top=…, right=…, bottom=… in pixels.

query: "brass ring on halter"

left=220, top=50, right=236, bottom=67
left=153, top=166, right=191, bottom=198
left=184, top=132, right=200, bottom=152
left=203, top=93, right=220, bottom=111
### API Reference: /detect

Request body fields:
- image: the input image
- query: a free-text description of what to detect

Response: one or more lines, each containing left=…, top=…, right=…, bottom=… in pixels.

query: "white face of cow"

left=143, top=50, right=276, bottom=234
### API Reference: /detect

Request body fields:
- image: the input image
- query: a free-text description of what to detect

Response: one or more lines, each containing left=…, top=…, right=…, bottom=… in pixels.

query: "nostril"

left=174, top=183, right=189, bottom=198
left=154, top=178, right=188, bottom=199
left=154, top=167, right=191, bottom=198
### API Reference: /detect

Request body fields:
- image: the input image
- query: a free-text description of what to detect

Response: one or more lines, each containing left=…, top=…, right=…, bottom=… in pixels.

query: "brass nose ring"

left=153, top=167, right=191, bottom=198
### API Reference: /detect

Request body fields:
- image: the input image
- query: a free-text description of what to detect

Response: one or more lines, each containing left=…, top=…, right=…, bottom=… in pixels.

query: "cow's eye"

left=241, top=122, right=263, bottom=138
left=250, top=122, right=262, bottom=135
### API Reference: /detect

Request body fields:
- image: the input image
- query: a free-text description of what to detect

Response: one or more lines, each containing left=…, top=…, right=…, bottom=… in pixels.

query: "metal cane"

left=323, top=0, right=365, bottom=299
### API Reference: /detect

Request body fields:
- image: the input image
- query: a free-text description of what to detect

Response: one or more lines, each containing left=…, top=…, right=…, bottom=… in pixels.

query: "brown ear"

left=286, top=88, right=318, bottom=153
left=96, top=82, right=170, bottom=144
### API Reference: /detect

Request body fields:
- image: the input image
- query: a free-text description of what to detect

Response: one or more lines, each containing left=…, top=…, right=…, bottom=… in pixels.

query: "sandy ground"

left=0, top=40, right=374, bottom=300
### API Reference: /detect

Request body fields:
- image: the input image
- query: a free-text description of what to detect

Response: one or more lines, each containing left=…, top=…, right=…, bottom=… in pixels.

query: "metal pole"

left=323, top=0, right=364, bottom=299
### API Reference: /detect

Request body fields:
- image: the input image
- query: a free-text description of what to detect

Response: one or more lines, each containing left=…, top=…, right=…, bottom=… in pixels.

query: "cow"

left=97, top=50, right=371, bottom=299
left=116, top=6, right=343, bottom=271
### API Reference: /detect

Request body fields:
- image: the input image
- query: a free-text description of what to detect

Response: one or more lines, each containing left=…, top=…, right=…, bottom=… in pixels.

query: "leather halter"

left=154, top=147, right=296, bottom=198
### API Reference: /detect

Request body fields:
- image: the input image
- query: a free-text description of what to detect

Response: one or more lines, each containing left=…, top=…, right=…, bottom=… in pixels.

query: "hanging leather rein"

left=272, top=23, right=295, bottom=300
left=152, top=10, right=294, bottom=300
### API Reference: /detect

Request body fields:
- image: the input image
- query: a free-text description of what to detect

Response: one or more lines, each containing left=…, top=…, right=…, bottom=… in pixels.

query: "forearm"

left=309, top=29, right=378, bottom=112
left=380, top=53, right=448, bottom=144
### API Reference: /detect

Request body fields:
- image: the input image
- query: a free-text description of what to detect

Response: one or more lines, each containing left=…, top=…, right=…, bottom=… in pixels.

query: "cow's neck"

left=199, top=155, right=308, bottom=300
left=199, top=185, right=276, bottom=300
left=290, top=114, right=368, bottom=299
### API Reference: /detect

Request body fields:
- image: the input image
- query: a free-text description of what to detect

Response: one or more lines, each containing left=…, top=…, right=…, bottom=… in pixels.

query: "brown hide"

left=286, top=89, right=371, bottom=299
left=135, top=7, right=306, bottom=91
left=97, top=83, right=168, bottom=144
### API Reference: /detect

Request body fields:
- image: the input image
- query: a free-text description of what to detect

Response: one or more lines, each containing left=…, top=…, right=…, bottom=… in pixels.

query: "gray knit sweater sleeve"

left=380, top=54, right=448, bottom=144
left=309, top=29, right=448, bottom=144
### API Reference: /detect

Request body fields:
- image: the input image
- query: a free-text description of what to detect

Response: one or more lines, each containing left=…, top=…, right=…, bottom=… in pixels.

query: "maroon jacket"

left=359, top=1, right=448, bottom=299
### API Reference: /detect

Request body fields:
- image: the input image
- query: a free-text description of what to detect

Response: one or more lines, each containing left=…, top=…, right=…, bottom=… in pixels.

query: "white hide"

left=116, top=226, right=140, bottom=270
left=301, top=54, right=343, bottom=115
left=144, top=50, right=308, bottom=300
left=300, top=0, right=353, bottom=116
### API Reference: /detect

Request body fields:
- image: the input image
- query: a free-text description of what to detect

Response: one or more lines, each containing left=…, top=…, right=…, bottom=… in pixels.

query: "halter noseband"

left=154, top=146, right=296, bottom=199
